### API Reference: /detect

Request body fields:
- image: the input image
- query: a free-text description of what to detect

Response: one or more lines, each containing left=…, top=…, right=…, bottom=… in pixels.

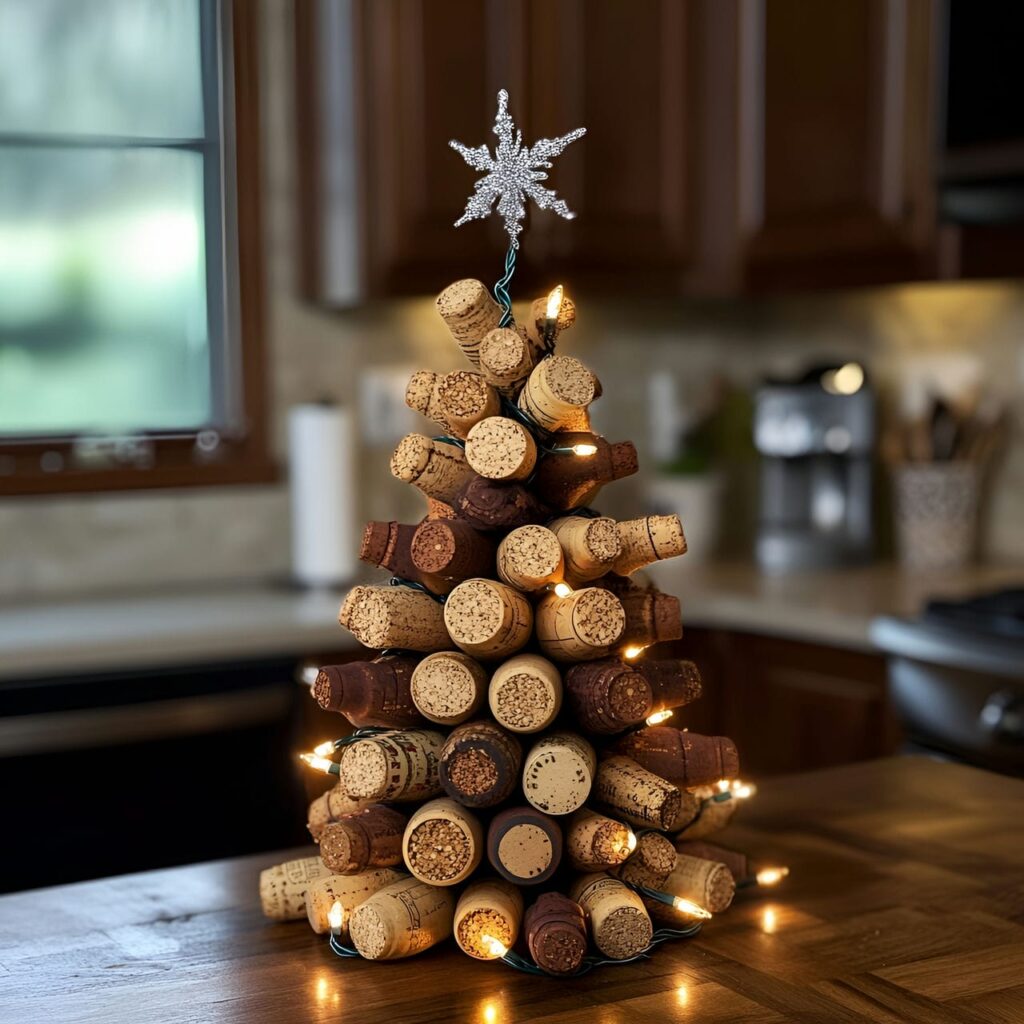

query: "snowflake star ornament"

left=450, top=89, right=586, bottom=249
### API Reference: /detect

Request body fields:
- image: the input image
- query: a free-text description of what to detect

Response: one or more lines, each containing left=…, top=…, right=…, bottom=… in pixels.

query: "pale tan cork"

left=518, top=355, right=597, bottom=431
left=465, top=416, right=538, bottom=481
left=569, top=874, right=653, bottom=960
left=410, top=651, right=488, bottom=725
left=390, top=433, right=474, bottom=504
left=436, top=279, right=503, bottom=367
left=339, top=729, right=445, bottom=803
left=673, top=786, right=738, bottom=839
left=454, top=879, right=524, bottom=959
left=567, top=810, right=634, bottom=872
left=304, top=868, right=404, bottom=936
left=662, top=853, right=736, bottom=914
left=497, top=525, right=564, bottom=592
left=405, top=370, right=449, bottom=432
left=349, top=877, right=455, bottom=960
left=548, top=515, right=622, bottom=585
left=444, top=578, right=533, bottom=660
left=488, top=652, right=563, bottom=733
left=436, top=371, right=500, bottom=437
left=338, top=585, right=450, bottom=652
left=522, top=732, right=596, bottom=816
left=259, top=856, right=333, bottom=920
left=594, top=756, right=682, bottom=830
left=307, top=783, right=373, bottom=841
left=402, top=798, right=484, bottom=886
left=479, top=327, right=538, bottom=395
left=535, top=588, right=625, bottom=662
left=613, top=515, right=688, bottom=576
left=613, top=831, right=677, bottom=889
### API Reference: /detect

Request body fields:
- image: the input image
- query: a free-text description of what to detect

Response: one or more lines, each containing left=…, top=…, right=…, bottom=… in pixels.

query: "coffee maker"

left=754, top=363, right=874, bottom=572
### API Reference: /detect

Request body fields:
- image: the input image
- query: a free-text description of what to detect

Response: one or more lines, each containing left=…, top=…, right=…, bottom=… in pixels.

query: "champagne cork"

left=338, top=585, right=450, bottom=652
left=410, top=650, right=488, bottom=725
left=260, top=856, right=332, bottom=920
left=359, top=521, right=443, bottom=592
left=531, top=433, right=639, bottom=511
left=464, top=416, right=538, bottom=481
left=440, top=720, right=522, bottom=808
left=635, top=659, right=703, bottom=714
left=479, top=327, right=538, bottom=395
left=313, top=655, right=425, bottom=729
left=524, top=293, right=577, bottom=352
left=517, top=355, right=597, bottom=432
left=443, top=578, right=533, bottom=659
left=613, top=831, right=677, bottom=889
left=594, top=756, right=682, bottom=830
left=535, top=588, right=625, bottom=662
left=564, top=660, right=653, bottom=734
left=304, top=868, right=405, bottom=936
left=488, top=653, right=562, bottom=733
left=674, top=786, right=738, bottom=839
left=436, top=370, right=501, bottom=437
left=524, top=892, right=588, bottom=976
left=615, top=727, right=740, bottom=789
left=496, top=525, right=564, bottom=592
left=661, top=853, right=736, bottom=913
left=548, top=515, right=622, bottom=585
left=436, top=278, right=503, bottom=367
left=405, top=370, right=450, bottom=432
left=390, top=434, right=474, bottom=504
left=410, top=517, right=496, bottom=590
left=522, top=732, right=596, bottom=816
left=308, top=783, right=373, bottom=841
left=319, top=804, right=408, bottom=874
left=618, top=590, right=683, bottom=647
left=566, top=810, right=634, bottom=871
left=454, top=475, right=550, bottom=531
left=349, top=876, right=455, bottom=960
left=402, top=798, right=484, bottom=886
left=339, top=729, right=444, bottom=803
left=569, top=874, right=653, bottom=960
left=613, top=515, right=688, bottom=576
left=454, top=879, right=524, bottom=959
left=487, top=807, right=563, bottom=886
left=675, top=841, right=750, bottom=882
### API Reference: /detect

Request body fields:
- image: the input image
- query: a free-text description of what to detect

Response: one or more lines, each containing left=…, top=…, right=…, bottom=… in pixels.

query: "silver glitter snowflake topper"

left=449, top=89, right=586, bottom=248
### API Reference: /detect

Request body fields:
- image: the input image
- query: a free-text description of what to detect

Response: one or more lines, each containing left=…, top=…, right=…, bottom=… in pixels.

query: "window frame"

left=0, top=0, right=273, bottom=496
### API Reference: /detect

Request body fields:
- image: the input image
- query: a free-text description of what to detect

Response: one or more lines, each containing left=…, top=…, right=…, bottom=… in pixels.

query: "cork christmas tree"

left=262, top=89, right=787, bottom=975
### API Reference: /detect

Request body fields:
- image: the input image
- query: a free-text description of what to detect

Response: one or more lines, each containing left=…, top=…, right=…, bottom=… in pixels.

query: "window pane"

left=0, top=0, right=204, bottom=138
left=0, top=146, right=212, bottom=435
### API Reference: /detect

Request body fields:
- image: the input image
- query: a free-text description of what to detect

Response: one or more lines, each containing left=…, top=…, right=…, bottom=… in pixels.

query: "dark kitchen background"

left=1, top=0, right=1022, bottom=894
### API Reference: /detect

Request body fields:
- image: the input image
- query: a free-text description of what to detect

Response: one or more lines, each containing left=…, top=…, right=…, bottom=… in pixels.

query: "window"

left=0, top=0, right=270, bottom=493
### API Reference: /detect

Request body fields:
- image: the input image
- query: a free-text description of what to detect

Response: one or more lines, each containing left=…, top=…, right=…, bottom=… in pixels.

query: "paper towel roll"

left=289, top=403, right=356, bottom=587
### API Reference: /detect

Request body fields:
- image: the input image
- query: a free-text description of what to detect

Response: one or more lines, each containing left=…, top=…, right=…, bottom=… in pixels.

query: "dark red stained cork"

left=359, top=520, right=444, bottom=592
left=524, top=892, right=588, bottom=975
left=313, top=655, right=426, bottom=728
left=564, top=659, right=653, bottom=734
left=675, top=840, right=750, bottom=882
left=318, top=804, right=407, bottom=874
left=410, top=518, right=497, bottom=590
left=615, top=727, right=740, bottom=788
left=618, top=590, right=683, bottom=646
left=529, top=432, right=639, bottom=510
left=453, top=475, right=551, bottom=531
left=634, top=659, right=703, bottom=712
left=487, top=806, right=563, bottom=886
left=439, top=720, right=522, bottom=808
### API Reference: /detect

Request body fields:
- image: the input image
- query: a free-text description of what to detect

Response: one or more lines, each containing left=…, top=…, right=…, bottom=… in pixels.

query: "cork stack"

left=444, top=578, right=533, bottom=659
left=338, top=585, right=449, bottom=652
left=535, top=588, right=626, bottom=661
left=524, top=893, right=588, bottom=975
left=390, top=434, right=474, bottom=504
left=496, top=525, right=564, bottom=591
left=436, top=279, right=504, bottom=367
left=548, top=515, right=621, bottom=585
left=318, top=804, right=408, bottom=874
left=410, top=518, right=497, bottom=591
left=479, top=327, right=539, bottom=396
left=465, top=416, right=538, bottom=481
left=436, top=371, right=501, bottom=437
left=410, top=651, right=488, bottom=725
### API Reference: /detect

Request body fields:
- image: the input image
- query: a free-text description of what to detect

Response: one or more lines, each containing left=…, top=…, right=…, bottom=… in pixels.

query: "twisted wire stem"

left=494, top=244, right=518, bottom=327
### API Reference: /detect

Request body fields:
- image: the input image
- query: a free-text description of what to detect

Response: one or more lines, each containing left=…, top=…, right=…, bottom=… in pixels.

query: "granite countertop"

left=1, top=561, right=1022, bottom=680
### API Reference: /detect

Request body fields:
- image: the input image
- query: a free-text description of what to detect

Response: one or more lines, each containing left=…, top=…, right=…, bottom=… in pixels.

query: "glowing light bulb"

left=546, top=284, right=564, bottom=321
left=626, top=830, right=638, bottom=853
left=481, top=933, right=508, bottom=959
left=755, top=866, right=789, bottom=887
left=732, top=780, right=756, bottom=799
left=821, top=362, right=865, bottom=395
left=328, top=900, right=345, bottom=934
left=553, top=581, right=573, bottom=598
left=672, top=896, right=712, bottom=920
left=300, top=753, right=335, bottom=774
left=717, top=779, right=731, bottom=793
left=313, top=739, right=335, bottom=758
left=623, top=644, right=645, bottom=660
left=645, top=709, right=673, bottom=726
left=572, top=443, right=598, bottom=456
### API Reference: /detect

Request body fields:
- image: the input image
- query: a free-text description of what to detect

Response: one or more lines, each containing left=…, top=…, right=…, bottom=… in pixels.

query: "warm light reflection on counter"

left=676, top=983, right=689, bottom=1006
left=482, top=1000, right=499, bottom=1024
left=761, top=907, right=778, bottom=934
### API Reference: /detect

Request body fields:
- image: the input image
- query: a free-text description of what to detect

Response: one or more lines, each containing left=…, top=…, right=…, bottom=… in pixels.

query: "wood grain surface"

left=2, top=757, right=1022, bottom=1024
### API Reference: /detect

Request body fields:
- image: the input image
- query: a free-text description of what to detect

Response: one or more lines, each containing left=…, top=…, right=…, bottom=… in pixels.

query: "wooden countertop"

left=2, top=756, right=1022, bottom=1023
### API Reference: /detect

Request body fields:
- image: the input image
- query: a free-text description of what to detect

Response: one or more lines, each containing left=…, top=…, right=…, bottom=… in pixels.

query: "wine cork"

left=564, top=660, right=653, bottom=734
left=675, top=841, right=750, bottom=882
left=440, top=720, right=522, bottom=808
left=522, top=732, right=596, bottom=816
left=662, top=789, right=703, bottom=833
left=319, top=804, right=408, bottom=874
left=349, top=876, right=455, bottom=960
left=613, top=515, right=687, bottom=576
left=454, top=879, right=524, bottom=959
left=410, top=518, right=496, bottom=591
left=531, top=433, right=639, bottom=511
left=304, top=868, right=405, bottom=936
left=405, top=370, right=449, bottom=431
left=618, top=590, right=683, bottom=647
left=436, top=370, right=501, bottom=437
left=464, top=416, right=538, bottom=481
left=260, top=856, right=332, bottom=920
left=524, top=294, right=577, bottom=352
left=524, top=892, right=588, bottom=976
left=359, top=520, right=443, bottom=592
left=339, top=729, right=444, bottom=803
left=479, top=327, right=538, bottom=395
left=487, top=807, right=563, bottom=886
left=313, top=655, right=425, bottom=729
left=425, top=497, right=456, bottom=520
left=615, top=727, right=740, bottom=789
left=488, top=653, right=562, bottom=733
left=436, top=278, right=503, bottom=367
left=635, top=659, right=703, bottom=714
left=410, top=651, right=488, bottom=725
left=390, top=434, right=474, bottom=504
left=566, top=810, right=634, bottom=871
left=535, top=588, right=625, bottom=662
left=613, top=831, right=677, bottom=889
left=338, top=585, right=450, bottom=652
left=548, top=515, right=622, bottom=586
left=594, top=756, right=682, bottom=830
left=518, top=355, right=597, bottom=431
left=569, top=874, right=653, bottom=960
left=674, top=786, right=738, bottom=839
left=308, top=783, right=374, bottom=841
left=454, top=475, right=550, bottom=531
left=444, top=578, right=533, bottom=659
left=402, top=798, right=483, bottom=886
left=496, top=525, right=564, bottom=592
left=662, top=853, right=736, bottom=913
